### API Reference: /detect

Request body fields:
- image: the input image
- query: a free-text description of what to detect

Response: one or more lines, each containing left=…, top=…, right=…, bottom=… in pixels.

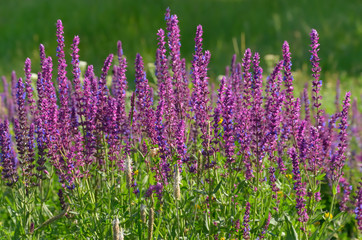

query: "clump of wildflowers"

left=0, top=8, right=360, bottom=240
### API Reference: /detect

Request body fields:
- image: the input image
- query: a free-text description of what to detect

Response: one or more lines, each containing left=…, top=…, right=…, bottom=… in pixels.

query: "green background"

left=0, top=0, right=361, bottom=88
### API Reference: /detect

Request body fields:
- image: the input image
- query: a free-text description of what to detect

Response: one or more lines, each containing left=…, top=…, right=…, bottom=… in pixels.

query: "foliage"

left=0, top=8, right=361, bottom=240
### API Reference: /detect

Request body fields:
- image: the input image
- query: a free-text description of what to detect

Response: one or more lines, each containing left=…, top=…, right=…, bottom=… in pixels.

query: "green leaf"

left=332, top=184, right=337, bottom=195
left=285, top=215, right=299, bottom=240
left=142, top=174, right=149, bottom=186
left=42, top=204, right=54, bottom=218
left=212, top=179, right=223, bottom=194
left=205, top=211, right=209, bottom=231
left=309, top=228, right=319, bottom=240
left=316, top=173, right=326, bottom=181
left=193, top=189, right=207, bottom=195
left=269, top=217, right=277, bottom=226
left=331, top=211, right=344, bottom=222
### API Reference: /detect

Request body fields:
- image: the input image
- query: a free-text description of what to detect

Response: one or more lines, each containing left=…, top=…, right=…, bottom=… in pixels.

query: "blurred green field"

left=0, top=0, right=361, bottom=97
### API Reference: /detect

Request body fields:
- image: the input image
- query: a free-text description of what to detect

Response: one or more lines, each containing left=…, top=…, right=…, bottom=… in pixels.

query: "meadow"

left=0, top=3, right=362, bottom=240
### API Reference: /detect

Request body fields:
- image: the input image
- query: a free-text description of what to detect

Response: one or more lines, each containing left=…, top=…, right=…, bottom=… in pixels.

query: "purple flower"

left=39, top=44, right=46, bottom=67
left=303, top=87, right=311, bottom=123
left=56, top=20, right=73, bottom=169
left=269, top=167, right=279, bottom=199
left=134, top=53, right=156, bottom=142
left=289, top=147, right=309, bottom=223
left=15, top=78, right=28, bottom=164
left=115, top=42, right=128, bottom=130
left=222, top=85, right=235, bottom=167
left=310, top=29, right=323, bottom=129
left=190, top=26, right=211, bottom=159
left=213, top=76, right=226, bottom=144
left=238, top=49, right=254, bottom=178
left=243, top=202, right=251, bottom=239
left=155, top=28, right=175, bottom=145
left=166, top=9, right=184, bottom=118
left=264, top=61, right=283, bottom=157
left=0, top=119, right=18, bottom=186
left=250, top=53, right=265, bottom=171
left=258, top=212, right=271, bottom=239
left=282, top=41, right=299, bottom=139
left=24, top=58, right=36, bottom=116
left=175, top=119, right=187, bottom=166
left=145, top=182, right=164, bottom=201
left=71, top=35, right=82, bottom=117
left=330, top=92, right=351, bottom=182
left=355, top=181, right=362, bottom=231
left=339, top=178, right=351, bottom=212
left=95, top=54, right=114, bottom=138
left=315, top=192, right=321, bottom=202
left=241, top=48, right=252, bottom=114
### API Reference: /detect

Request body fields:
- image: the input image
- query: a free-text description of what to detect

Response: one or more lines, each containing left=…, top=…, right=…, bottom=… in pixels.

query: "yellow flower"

left=134, top=170, right=139, bottom=176
left=286, top=174, right=293, bottom=180
left=324, top=212, right=333, bottom=220
left=220, top=238, right=225, bottom=240
left=277, top=191, right=284, bottom=197
left=218, top=118, right=223, bottom=125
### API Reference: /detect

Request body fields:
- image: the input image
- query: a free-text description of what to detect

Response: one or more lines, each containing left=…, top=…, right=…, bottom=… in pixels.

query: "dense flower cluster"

left=0, top=8, right=361, bottom=239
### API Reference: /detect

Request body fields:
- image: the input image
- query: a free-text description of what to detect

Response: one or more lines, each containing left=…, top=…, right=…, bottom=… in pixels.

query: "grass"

left=1, top=0, right=362, bottom=83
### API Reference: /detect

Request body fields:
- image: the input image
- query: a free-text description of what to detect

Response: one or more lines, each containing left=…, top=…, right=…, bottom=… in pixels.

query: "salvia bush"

left=0, top=8, right=361, bottom=239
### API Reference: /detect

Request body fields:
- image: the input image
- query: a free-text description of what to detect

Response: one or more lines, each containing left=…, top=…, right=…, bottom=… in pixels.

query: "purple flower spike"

left=71, top=35, right=82, bottom=116
left=56, top=19, right=68, bottom=88
left=175, top=119, right=187, bottom=166
left=251, top=52, right=265, bottom=170
left=265, top=61, right=283, bottom=156
left=14, top=78, right=28, bottom=166
left=241, top=48, right=252, bottom=111
left=339, top=178, right=351, bottom=212
left=134, top=53, right=155, bottom=142
left=56, top=20, right=66, bottom=59
left=115, top=41, right=128, bottom=139
left=96, top=54, right=114, bottom=133
left=303, top=87, right=310, bottom=123
left=310, top=29, right=323, bottom=129
left=56, top=20, right=72, bottom=158
left=99, top=54, right=114, bottom=97
left=166, top=9, right=183, bottom=118
left=281, top=41, right=301, bottom=141
left=355, top=181, right=362, bottom=231
left=24, top=58, right=36, bottom=116
left=145, top=182, right=164, bottom=201
left=156, top=28, right=175, bottom=140
left=39, top=44, right=46, bottom=67
left=213, top=76, right=226, bottom=143
left=117, top=40, right=124, bottom=63
left=243, top=202, right=251, bottom=240
left=222, top=85, right=235, bottom=167
left=289, top=147, right=309, bottom=223
left=0, top=119, right=18, bottom=186
left=330, top=92, right=351, bottom=182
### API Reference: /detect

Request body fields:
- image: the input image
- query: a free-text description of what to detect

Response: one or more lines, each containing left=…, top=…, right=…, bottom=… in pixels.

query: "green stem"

left=319, top=184, right=337, bottom=239
left=253, top=170, right=259, bottom=225
left=176, top=200, right=181, bottom=237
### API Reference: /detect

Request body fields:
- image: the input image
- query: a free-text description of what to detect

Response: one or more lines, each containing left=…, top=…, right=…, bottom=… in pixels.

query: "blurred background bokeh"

left=0, top=0, right=361, bottom=93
